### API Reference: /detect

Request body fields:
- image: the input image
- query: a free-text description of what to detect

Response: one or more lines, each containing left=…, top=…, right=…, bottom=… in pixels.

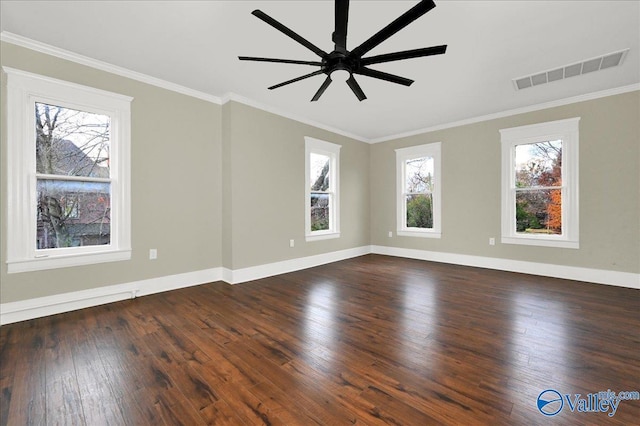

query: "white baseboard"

left=0, top=267, right=223, bottom=325
left=225, top=246, right=371, bottom=284
left=370, top=245, right=640, bottom=289
left=3, top=245, right=637, bottom=325
left=0, top=247, right=370, bottom=325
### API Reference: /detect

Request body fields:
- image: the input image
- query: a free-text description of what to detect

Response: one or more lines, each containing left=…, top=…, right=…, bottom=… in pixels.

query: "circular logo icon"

left=537, top=389, right=564, bottom=416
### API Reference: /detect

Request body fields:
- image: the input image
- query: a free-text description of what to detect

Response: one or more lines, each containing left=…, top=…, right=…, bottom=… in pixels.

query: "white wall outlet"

left=289, top=239, right=295, bottom=248
left=489, top=238, right=495, bottom=246
left=388, top=231, right=393, bottom=238
left=149, top=248, right=158, bottom=259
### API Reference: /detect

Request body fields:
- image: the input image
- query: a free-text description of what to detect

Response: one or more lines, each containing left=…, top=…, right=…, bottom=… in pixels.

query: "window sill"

left=397, top=230, right=442, bottom=239
left=306, top=232, right=340, bottom=242
left=501, top=236, right=579, bottom=249
left=7, top=249, right=132, bottom=274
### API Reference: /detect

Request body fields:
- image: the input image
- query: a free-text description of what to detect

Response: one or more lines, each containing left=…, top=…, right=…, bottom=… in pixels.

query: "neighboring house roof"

left=38, top=138, right=109, bottom=178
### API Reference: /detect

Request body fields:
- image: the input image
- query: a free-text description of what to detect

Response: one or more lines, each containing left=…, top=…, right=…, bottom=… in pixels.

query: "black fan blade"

left=238, top=56, right=323, bottom=66
left=361, top=45, right=447, bottom=66
left=356, top=67, right=414, bottom=86
left=350, top=0, right=436, bottom=58
left=333, top=0, right=349, bottom=51
left=311, top=76, right=333, bottom=102
left=346, top=75, right=367, bottom=101
left=252, top=10, right=328, bottom=58
left=268, top=69, right=325, bottom=90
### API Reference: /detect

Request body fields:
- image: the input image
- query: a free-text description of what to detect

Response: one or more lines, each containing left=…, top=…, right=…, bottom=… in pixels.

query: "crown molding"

left=369, top=83, right=640, bottom=143
left=221, top=92, right=369, bottom=143
left=0, top=31, right=366, bottom=143
left=0, top=31, right=222, bottom=104
left=3, top=31, right=637, bottom=145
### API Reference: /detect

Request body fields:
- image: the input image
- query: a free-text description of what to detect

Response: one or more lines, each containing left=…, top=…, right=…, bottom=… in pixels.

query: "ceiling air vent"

left=513, top=48, right=629, bottom=90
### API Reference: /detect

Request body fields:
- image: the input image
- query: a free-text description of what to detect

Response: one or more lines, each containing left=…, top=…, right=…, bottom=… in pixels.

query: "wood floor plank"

left=196, top=398, right=245, bottom=426
left=44, top=315, right=85, bottom=425
left=4, top=318, right=48, bottom=426
left=70, top=310, right=126, bottom=426
left=141, top=331, right=220, bottom=413
left=1, top=254, right=638, bottom=425
left=0, top=324, right=20, bottom=426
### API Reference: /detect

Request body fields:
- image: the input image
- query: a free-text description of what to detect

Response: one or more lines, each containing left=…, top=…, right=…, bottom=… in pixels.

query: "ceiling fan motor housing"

left=324, top=51, right=358, bottom=76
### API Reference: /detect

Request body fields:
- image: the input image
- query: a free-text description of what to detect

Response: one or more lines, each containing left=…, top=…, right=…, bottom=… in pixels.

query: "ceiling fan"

left=238, top=0, right=447, bottom=102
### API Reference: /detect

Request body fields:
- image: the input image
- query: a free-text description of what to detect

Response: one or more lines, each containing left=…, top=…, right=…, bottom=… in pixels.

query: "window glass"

left=310, top=153, right=330, bottom=191
left=310, top=193, right=330, bottom=231
left=514, top=140, right=563, bottom=235
left=35, top=103, right=113, bottom=250
left=405, top=157, right=434, bottom=193
left=404, top=156, right=434, bottom=229
left=35, top=102, right=110, bottom=177
left=36, top=180, right=111, bottom=249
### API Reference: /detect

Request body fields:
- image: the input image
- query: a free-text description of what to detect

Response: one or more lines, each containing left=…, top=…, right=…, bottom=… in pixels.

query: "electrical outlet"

left=388, top=231, right=393, bottom=238
left=489, top=238, right=495, bottom=246
left=289, top=239, right=295, bottom=248
left=149, top=248, right=158, bottom=259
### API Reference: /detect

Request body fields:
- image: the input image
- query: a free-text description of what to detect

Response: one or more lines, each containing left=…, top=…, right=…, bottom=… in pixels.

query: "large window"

left=396, top=142, right=442, bottom=238
left=500, top=117, right=579, bottom=248
left=5, top=67, right=132, bottom=273
left=305, top=137, right=340, bottom=241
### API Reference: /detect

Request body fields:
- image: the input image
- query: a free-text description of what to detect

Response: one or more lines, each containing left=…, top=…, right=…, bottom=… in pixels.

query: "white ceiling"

left=1, top=1, right=639, bottom=141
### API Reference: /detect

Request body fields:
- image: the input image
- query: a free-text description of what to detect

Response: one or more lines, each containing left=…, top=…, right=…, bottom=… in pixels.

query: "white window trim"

left=500, top=117, right=580, bottom=249
left=4, top=67, right=132, bottom=273
left=305, top=137, right=340, bottom=242
left=395, top=142, right=442, bottom=238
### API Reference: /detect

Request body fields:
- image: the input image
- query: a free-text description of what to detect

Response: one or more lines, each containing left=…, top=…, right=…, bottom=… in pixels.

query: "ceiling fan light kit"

left=330, top=68, right=351, bottom=83
left=239, top=0, right=447, bottom=102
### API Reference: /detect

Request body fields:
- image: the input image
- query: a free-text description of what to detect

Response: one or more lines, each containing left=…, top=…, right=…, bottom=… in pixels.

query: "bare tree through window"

left=310, top=153, right=330, bottom=231
left=35, top=103, right=112, bottom=249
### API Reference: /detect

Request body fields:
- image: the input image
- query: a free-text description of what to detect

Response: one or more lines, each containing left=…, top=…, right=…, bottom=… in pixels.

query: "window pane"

left=310, top=193, right=330, bottom=231
left=310, top=153, right=330, bottom=191
left=406, top=194, right=433, bottom=229
left=405, top=157, right=434, bottom=192
left=515, top=140, right=562, bottom=188
left=37, top=179, right=111, bottom=249
left=515, top=189, right=561, bottom=234
left=35, top=102, right=110, bottom=177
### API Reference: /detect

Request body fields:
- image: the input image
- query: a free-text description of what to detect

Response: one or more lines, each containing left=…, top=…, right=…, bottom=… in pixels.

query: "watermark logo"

left=536, top=388, right=640, bottom=417
left=537, top=389, right=564, bottom=416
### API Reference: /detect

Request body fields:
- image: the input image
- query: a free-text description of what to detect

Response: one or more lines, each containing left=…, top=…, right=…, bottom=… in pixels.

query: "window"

left=5, top=67, right=132, bottom=273
left=305, top=137, right=340, bottom=241
left=500, top=117, right=579, bottom=248
left=396, top=142, right=442, bottom=238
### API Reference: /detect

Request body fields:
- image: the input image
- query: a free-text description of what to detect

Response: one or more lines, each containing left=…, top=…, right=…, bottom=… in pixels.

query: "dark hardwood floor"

left=1, top=254, right=639, bottom=425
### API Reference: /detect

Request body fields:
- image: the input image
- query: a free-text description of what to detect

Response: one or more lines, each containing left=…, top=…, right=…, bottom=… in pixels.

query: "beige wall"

left=0, top=42, right=370, bottom=303
left=222, top=101, right=370, bottom=270
left=1, top=42, right=223, bottom=302
left=371, top=91, right=640, bottom=274
left=1, top=41, right=637, bottom=306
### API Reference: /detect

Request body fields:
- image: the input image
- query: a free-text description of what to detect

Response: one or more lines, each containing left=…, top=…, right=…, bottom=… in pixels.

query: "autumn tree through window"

left=501, top=118, right=579, bottom=249
left=514, top=140, right=563, bottom=235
